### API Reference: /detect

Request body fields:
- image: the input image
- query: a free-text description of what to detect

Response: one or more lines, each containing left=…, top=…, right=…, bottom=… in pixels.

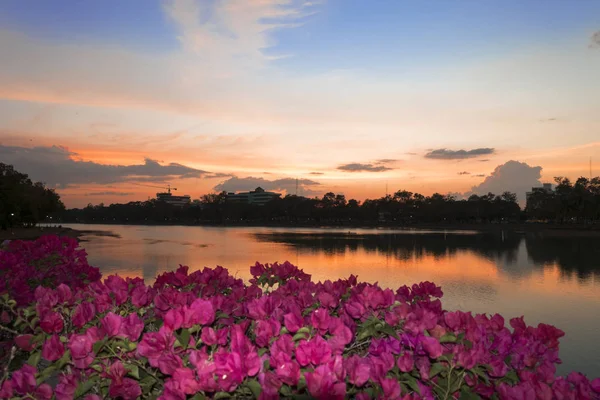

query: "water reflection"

left=252, top=231, right=600, bottom=280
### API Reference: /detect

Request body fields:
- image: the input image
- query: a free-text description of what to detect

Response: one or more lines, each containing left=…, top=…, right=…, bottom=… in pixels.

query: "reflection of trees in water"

left=253, top=232, right=521, bottom=264
left=524, top=233, right=600, bottom=280
left=252, top=232, right=600, bottom=280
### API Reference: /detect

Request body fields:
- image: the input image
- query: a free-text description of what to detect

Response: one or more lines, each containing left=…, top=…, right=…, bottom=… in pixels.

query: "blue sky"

left=0, top=0, right=599, bottom=207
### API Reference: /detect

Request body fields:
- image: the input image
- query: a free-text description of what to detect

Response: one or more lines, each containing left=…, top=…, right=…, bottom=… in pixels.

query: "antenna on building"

left=296, top=178, right=298, bottom=196
left=385, top=182, right=388, bottom=197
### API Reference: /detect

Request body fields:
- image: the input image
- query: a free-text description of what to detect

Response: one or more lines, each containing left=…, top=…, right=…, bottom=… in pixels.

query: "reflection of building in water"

left=525, top=183, right=553, bottom=202
left=226, top=187, right=282, bottom=206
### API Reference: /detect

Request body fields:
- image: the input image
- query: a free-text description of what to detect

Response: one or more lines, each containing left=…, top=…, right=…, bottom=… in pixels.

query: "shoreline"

left=4, top=221, right=600, bottom=242
left=0, top=227, right=120, bottom=242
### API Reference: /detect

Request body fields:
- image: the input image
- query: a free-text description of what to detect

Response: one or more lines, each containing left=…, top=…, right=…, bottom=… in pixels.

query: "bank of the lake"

left=0, top=226, right=119, bottom=242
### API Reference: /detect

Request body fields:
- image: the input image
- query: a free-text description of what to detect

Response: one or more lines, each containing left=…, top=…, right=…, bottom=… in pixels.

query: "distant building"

left=226, top=187, right=281, bottom=206
left=526, top=183, right=553, bottom=202
left=156, top=192, right=191, bottom=206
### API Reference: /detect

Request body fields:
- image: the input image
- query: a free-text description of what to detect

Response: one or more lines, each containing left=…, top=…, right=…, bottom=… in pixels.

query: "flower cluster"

left=0, top=235, right=599, bottom=400
left=0, top=236, right=101, bottom=305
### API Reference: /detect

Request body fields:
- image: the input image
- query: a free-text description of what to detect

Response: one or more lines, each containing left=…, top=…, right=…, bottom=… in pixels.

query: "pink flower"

left=105, top=275, right=129, bottom=305
left=172, top=368, right=200, bottom=395
left=592, top=378, right=600, bottom=393
left=0, top=381, right=13, bottom=399
left=101, top=312, right=124, bottom=337
left=119, top=313, right=144, bottom=341
left=380, top=377, right=402, bottom=400
left=275, top=360, right=301, bottom=386
left=15, top=334, right=35, bottom=351
left=283, top=311, right=303, bottom=333
left=72, top=302, right=96, bottom=328
left=40, top=311, right=64, bottom=333
left=11, top=365, right=37, bottom=395
left=310, top=308, right=331, bottom=334
left=54, top=374, right=77, bottom=400
left=42, top=334, right=65, bottom=361
left=137, top=327, right=175, bottom=368
left=188, top=298, right=215, bottom=326
left=214, top=352, right=245, bottom=392
left=164, top=308, right=184, bottom=331
left=296, top=336, right=332, bottom=367
left=344, top=301, right=366, bottom=319
left=421, top=336, right=443, bottom=359
left=345, top=355, right=371, bottom=387
left=68, top=333, right=94, bottom=369
left=305, top=364, right=346, bottom=400
left=397, top=352, right=415, bottom=372
left=201, top=327, right=218, bottom=345
left=158, top=353, right=184, bottom=375
left=259, top=371, right=282, bottom=399
left=255, top=319, right=281, bottom=348
left=131, top=284, right=152, bottom=307
left=160, top=380, right=186, bottom=400
left=109, top=378, right=142, bottom=400
left=34, top=384, right=53, bottom=400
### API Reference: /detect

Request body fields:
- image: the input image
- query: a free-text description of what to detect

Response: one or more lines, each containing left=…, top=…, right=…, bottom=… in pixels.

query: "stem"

left=443, top=366, right=454, bottom=400
left=0, top=346, right=16, bottom=385
left=0, top=324, right=18, bottom=335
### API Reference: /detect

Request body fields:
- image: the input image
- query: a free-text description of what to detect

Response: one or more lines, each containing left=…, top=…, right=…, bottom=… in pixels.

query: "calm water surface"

left=66, top=224, right=600, bottom=378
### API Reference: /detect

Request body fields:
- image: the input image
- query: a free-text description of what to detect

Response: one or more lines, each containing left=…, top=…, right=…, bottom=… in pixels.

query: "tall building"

left=226, top=187, right=281, bottom=206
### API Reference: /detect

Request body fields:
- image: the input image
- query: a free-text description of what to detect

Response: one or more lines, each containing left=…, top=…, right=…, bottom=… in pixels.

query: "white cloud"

left=467, top=160, right=543, bottom=204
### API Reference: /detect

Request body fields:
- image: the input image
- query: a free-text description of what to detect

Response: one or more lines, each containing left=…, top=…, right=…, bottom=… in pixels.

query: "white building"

left=526, top=183, right=553, bottom=202
left=156, top=192, right=191, bottom=206
left=226, top=187, right=281, bottom=206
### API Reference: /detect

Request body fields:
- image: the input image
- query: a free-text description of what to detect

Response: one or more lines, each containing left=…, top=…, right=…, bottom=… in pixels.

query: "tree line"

left=56, top=189, right=525, bottom=226
left=0, top=163, right=64, bottom=229
left=57, top=177, right=600, bottom=226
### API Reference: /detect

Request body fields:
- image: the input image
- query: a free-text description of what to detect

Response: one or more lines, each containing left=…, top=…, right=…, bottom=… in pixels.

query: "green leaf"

left=127, top=364, right=140, bottom=380
left=190, top=394, right=207, bottom=400
left=74, top=376, right=97, bottom=398
left=258, top=347, right=267, bottom=357
left=429, top=362, right=445, bottom=379
left=297, top=375, right=307, bottom=390
left=93, top=338, right=107, bottom=353
left=27, top=351, right=41, bottom=367
left=177, top=328, right=191, bottom=349
left=401, top=373, right=421, bottom=394
left=439, top=333, right=458, bottom=343
left=471, top=366, right=490, bottom=384
left=280, top=385, right=293, bottom=396
left=214, top=392, right=232, bottom=399
left=458, top=386, right=480, bottom=400
left=36, top=365, right=57, bottom=385
left=245, top=379, right=262, bottom=398
left=376, top=323, right=399, bottom=340
left=293, top=332, right=309, bottom=341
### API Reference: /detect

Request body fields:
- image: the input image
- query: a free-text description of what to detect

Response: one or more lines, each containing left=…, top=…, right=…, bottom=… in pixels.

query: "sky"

left=0, top=0, right=599, bottom=208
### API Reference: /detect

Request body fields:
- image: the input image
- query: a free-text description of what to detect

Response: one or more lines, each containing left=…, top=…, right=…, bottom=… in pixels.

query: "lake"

left=65, top=223, right=600, bottom=378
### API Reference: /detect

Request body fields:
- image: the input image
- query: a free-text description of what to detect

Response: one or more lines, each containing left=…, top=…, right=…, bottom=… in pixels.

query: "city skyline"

left=1, top=0, right=599, bottom=207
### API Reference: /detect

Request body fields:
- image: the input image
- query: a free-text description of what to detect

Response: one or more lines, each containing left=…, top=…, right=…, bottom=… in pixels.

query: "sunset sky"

left=1, top=0, right=599, bottom=207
